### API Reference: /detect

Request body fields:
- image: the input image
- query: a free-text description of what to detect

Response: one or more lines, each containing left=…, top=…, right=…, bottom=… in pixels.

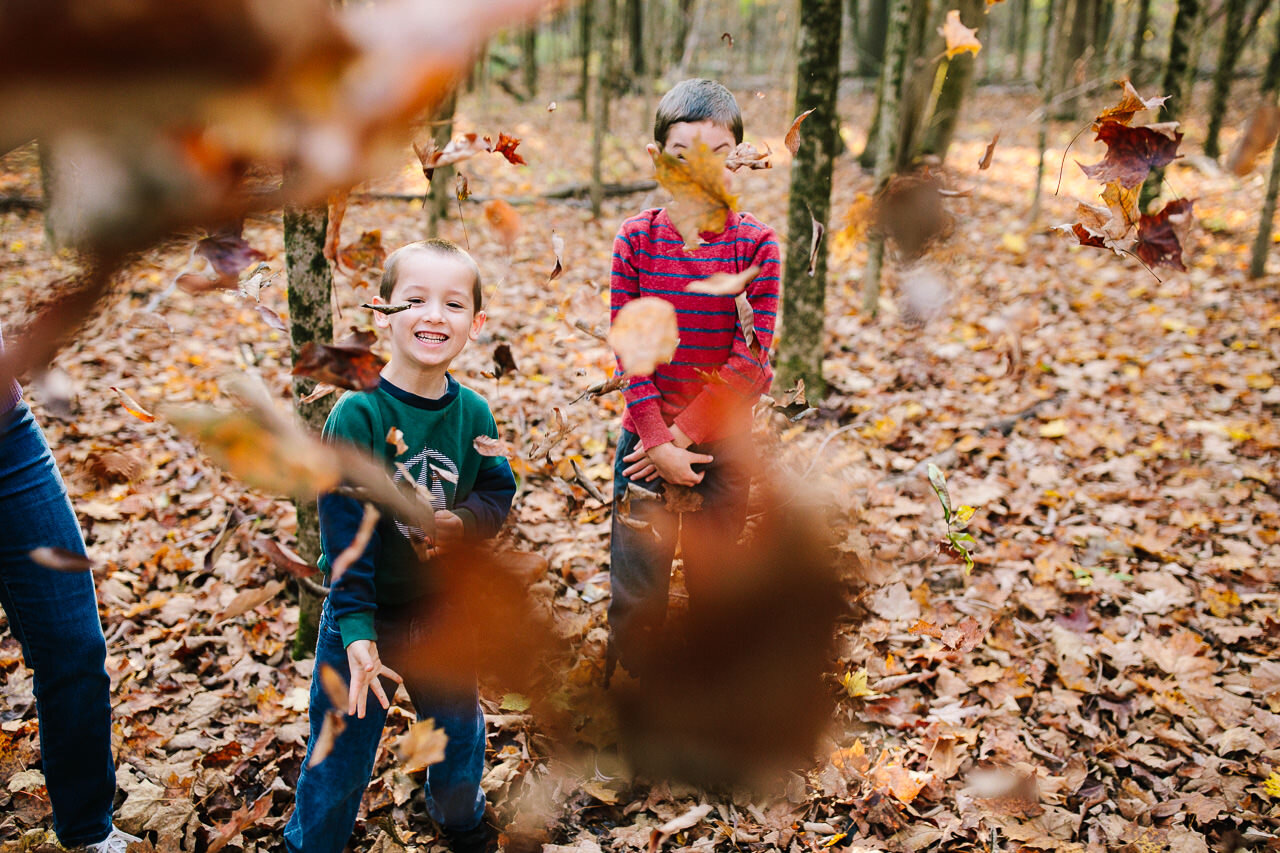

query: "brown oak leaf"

left=1132, top=198, right=1193, bottom=271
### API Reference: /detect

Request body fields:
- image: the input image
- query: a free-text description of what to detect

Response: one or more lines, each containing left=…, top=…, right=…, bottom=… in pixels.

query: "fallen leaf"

left=785, top=108, right=817, bottom=156
left=29, top=546, right=93, bottom=572
left=214, top=579, right=286, bottom=624
left=394, top=719, right=448, bottom=772
left=111, top=386, right=156, bottom=422
left=609, top=298, right=679, bottom=375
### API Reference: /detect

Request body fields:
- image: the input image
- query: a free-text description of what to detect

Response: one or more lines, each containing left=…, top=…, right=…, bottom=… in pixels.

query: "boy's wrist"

left=337, top=611, right=377, bottom=648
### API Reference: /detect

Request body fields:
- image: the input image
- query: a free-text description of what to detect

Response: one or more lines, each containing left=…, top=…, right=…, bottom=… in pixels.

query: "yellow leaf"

left=394, top=719, right=448, bottom=773
left=653, top=139, right=738, bottom=251
left=1263, top=771, right=1280, bottom=798
left=1039, top=419, right=1068, bottom=438
left=1246, top=373, right=1275, bottom=390
left=841, top=668, right=880, bottom=698
left=938, top=10, right=981, bottom=58
left=1001, top=231, right=1027, bottom=254
left=954, top=505, right=976, bottom=524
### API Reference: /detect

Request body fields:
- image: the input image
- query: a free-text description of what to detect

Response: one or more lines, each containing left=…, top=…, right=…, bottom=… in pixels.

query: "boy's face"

left=648, top=119, right=737, bottom=190
left=374, top=251, right=485, bottom=373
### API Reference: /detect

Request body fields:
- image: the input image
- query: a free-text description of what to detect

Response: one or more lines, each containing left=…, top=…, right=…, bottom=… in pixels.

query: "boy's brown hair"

left=653, top=78, right=744, bottom=149
left=380, top=238, right=484, bottom=310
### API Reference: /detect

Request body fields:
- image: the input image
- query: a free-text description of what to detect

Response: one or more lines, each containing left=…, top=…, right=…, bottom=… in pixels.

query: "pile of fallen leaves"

left=1, top=67, right=1279, bottom=853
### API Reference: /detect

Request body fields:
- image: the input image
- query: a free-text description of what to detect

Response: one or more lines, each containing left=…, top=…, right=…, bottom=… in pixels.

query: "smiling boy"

left=285, top=239, right=515, bottom=853
left=606, top=79, right=781, bottom=681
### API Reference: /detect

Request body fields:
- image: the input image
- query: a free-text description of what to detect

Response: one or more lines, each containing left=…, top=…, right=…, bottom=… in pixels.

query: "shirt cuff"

left=337, top=611, right=377, bottom=647
left=453, top=506, right=478, bottom=538
left=629, top=400, right=674, bottom=449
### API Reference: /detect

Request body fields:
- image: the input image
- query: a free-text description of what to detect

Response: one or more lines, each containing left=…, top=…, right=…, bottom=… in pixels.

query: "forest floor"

left=1, top=73, right=1279, bottom=853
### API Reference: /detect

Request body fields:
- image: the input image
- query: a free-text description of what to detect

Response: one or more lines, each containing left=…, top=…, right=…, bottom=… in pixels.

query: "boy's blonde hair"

left=380, top=238, right=484, bottom=310
left=653, top=78, right=744, bottom=149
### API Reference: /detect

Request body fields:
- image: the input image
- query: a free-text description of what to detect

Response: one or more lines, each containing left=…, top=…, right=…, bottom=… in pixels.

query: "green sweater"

left=319, top=375, right=516, bottom=646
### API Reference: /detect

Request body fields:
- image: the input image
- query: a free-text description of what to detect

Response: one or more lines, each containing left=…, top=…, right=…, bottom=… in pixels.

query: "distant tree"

left=591, top=0, right=618, bottom=219
left=522, top=25, right=538, bottom=99
left=283, top=190, right=335, bottom=659
left=579, top=0, right=593, bottom=120
left=1129, top=0, right=1152, bottom=83
left=778, top=0, right=842, bottom=395
left=427, top=88, right=458, bottom=237
left=626, top=0, right=645, bottom=79
left=1263, top=2, right=1280, bottom=96
left=858, top=0, right=890, bottom=78
left=1204, top=0, right=1247, bottom=160
left=919, top=0, right=984, bottom=163
left=1030, top=0, right=1058, bottom=224
left=1141, top=0, right=1200, bottom=210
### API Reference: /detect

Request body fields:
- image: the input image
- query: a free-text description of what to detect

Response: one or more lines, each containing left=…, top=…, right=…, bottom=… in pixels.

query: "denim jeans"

left=607, top=429, right=751, bottom=679
left=284, top=598, right=486, bottom=853
left=0, top=402, right=115, bottom=846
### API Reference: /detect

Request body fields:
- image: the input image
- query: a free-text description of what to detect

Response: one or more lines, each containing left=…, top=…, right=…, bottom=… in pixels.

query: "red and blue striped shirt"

left=610, top=208, right=780, bottom=449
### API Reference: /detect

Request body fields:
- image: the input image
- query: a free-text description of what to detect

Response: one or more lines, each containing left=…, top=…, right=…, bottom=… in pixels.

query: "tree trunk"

left=1014, top=0, right=1032, bottom=80
left=579, top=0, right=594, bottom=120
left=673, top=0, right=695, bottom=66
left=1030, top=0, right=1058, bottom=224
left=1204, top=0, right=1247, bottom=160
left=1178, top=0, right=1207, bottom=119
left=862, top=0, right=911, bottom=316
left=1130, top=0, right=1152, bottom=85
left=858, top=0, right=890, bottom=78
left=846, top=0, right=862, bottom=75
left=1265, top=5, right=1280, bottom=97
left=896, top=0, right=936, bottom=170
left=522, top=25, right=539, bottom=99
left=283, top=195, right=335, bottom=660
left=919, top=0, right=984, bottom=162
left=778, top=0, right=843, bottom=396
left=627, top=0, right=645, bottom=79
left=1140, top=0, right=1199, bottom=210
left=427, top=87, right=458, bottom=237
left=1250, top=124, right=1280, bottom=278
left=1055, top=0, right=1094, bottom=119
left=591, top=0, right=617, bottom=218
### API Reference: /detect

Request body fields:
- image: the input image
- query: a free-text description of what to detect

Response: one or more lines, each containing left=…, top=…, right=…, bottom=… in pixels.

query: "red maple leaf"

left=1132, top=198, right=1193, bottom=271
left=492, top=132, right=527, bottom=166
left=1070, top=223, right=1107, bottom=249
left=1078, top=121, right=1183, bottom=188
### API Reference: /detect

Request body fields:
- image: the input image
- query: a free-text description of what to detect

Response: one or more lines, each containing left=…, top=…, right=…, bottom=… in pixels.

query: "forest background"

left=1, top=0, right=1279, bottom=851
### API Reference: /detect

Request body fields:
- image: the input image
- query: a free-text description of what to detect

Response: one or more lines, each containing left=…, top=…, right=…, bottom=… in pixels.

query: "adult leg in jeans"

left=284, top=601, right=393, bottom=853
left=607, top=430, right=680, bottom=681
left=0, top=403, right=114, bottom=846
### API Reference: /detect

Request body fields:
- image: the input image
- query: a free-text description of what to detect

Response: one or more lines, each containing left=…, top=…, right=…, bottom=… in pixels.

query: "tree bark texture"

left=919, top=0, right=984, bottom=162
left=778, top=0, right=843, bottom=397
left=858, top=0, right=889, bottom=78
left=1130, top=0, right=1152, bottom=82
left=283, top=197, right=335, bottom=660
left=1204, top=0, right=1247, bottom=160
left=1030, top=0, right=1058, bottom=224
left=1265, top=5, right=1280, bottom=96
left=1250, top=131, right=1280, bottom=278
left=579, top=0, right=594, bottom=120
left=591, top=0, right=617, bottom=219
left=522, top=26, right=539, bottom=99
left=1141, top=0, right=1200, bottom=210
left=896, top=0, right=937, bottom=170
left=427, top=87, right=458, bottom=237
left=1014, top=0, right=1031, bottom=80
left=862, top=0, right=911, bottom=315
left=627, top=0, right=645, bottom=79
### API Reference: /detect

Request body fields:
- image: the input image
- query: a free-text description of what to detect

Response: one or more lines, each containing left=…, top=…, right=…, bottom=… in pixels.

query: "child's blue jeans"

left=284, top=598, right=486, bottom=853
left=607, top=429, right=751, bottom=678
left=0, top=402, right=115, bottom=846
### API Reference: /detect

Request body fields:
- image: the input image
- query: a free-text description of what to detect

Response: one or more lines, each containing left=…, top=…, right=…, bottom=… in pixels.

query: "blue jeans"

left=607, top=429, right=751, bottom=679
left=284, top=599, right=486, bottom=853
left=0, top=402, right=115, bottom=846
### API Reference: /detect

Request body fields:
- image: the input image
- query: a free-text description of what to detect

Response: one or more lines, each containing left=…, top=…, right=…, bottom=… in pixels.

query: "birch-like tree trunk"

left=777, top=0, right=842, bottom=396
left=1204, top=0, right=1247, bottom=160
left=919, top=0, right=984, bottom=162
left=862, top=0, right=911, bottom=316
left=283, top=194, right=335, bottom=659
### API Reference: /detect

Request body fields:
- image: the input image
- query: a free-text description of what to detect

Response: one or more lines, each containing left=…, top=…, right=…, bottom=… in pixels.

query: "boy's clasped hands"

left=620, top=423, right=714, bottom=487
left=345, top=506, right=464, bottom=719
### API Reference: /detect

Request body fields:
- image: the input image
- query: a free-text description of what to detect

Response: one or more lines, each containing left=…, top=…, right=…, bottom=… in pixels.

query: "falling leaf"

left=387, top=427, right=407, bottom=456
left=663, top=484, right=704, bottom=513
left=361, top=301, right=411, bottom=315
left=1133, top=198, right=1194, bottom=271
left=721, top=32, right=734, bottom=47
left=203, top=508, right=251, bottom=571
left=939, top=9, right=981, bottom=57
left=547, top=101, right=557, bottom=112
left=328, top=503, right=380, bottom=586
left=874, top=172, right=952, bottom=259
left=1079, top=122, right=1183, bottom=189
left=1094, top=79, right=1168, bottom=128
left=415, top=133, right=493, bottom=182
left=254, top=537, right=319, bottom=578
left=1100, top=181, right=1141, bottom=238
left=807, top=212, right=825, bottom=277
left=299, top=383, right=337, bottom=404
left=978, top=133, right=999, bottom=170
left=110, top=386, right=156, bottom=422
left=394, top=719, right=449, bottom=773
left=685, top=265, right=760, bottom=295
left=735, top=292, right=762, bottom=359
left=609, top=298, right=679, bottom=375
left=319, top=663, right=348, bottom=710
left=308, top=710, right=346, bottom=768
left=214, top=579, right=286, bottom=624
left=473, top=435, right=513, bottom=457
left=291, top=336, right=386, bottom=392
left=785, top=108, right=817, bottom=156
left=337, top=229, right=386, bottom=276
left=29, top=547, right=93, bottom=572
left=492, top=342, right=519, bottom=379
left=1227, top=101, right=1280, bottom=176
left=256, top=304, right=288, bottom=332
left=196, top=228, right=267, bottom=280
left=492, top=132, right=527, bottom=166
left=484, top=199, right=523, bottom=251
left=725, top=140, right=772, bottom=172
left=548, top=231, right=565, bottom=281
left=454, top=172, right=470, bottom=200
left=653, top=139, right=739, bottom=251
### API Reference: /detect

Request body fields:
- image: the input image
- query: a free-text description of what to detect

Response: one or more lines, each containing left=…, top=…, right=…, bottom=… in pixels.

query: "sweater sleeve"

left=453, top=408, right=516, bottom=538
left=610, top=219, right=675, bottom=449
left=673, top=224, right=781, bottom=444
left=318, top=396, right=382, bottom=647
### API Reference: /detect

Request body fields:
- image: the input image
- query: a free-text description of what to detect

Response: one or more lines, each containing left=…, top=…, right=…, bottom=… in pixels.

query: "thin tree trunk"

left=283, top=193, right=335, bottom=660
left=919, top=0, right=984, bottom=162
left=1015, top=0, right=1031, bottom=80
left=522, top=26, right=539, bottom=99
left=1178, top=0, right=1207, bottom=119
left=427, top=88, right=458, bottom=237
left=591, top=0, right=617, bottom=218
left=1204, top=0, right=1248, bottom=160
left=673, top=0, right=695, bottom=66
left=896, top=0, right=936, bottom=169
left=779, top=0, right=843, bottom=396
left=859, top=0, right=890, bottom=78
left=1130, top=0, right=1152, bottom=84
left=1250, top=128, right=1280, bottom=278
left=1030, top=0, right=1057, bottom=224
left=862, top=0, right=911, bottom=316
left=1265, top=5, right=1280, bottom=97
left=846, top=0, right=862, bottom=75
left=1140, top=0, right=1200, bottom=210
left=627, top=0, right=645, bottom=79
left=579, top=0, right=594, bottom=120
left=1056, top=0, right=1094, bottom=119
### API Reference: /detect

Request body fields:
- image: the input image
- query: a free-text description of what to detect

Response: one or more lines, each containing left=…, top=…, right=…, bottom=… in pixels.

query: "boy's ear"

left=371, top=295, right=391, bottom=329
left=469, top=310, right=486, bottom=340
left=645, top=142, right=661, bottom=165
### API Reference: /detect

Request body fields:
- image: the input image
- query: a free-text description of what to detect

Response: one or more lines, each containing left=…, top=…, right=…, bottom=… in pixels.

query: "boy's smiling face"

left=375, top=250, right=485, bottom=380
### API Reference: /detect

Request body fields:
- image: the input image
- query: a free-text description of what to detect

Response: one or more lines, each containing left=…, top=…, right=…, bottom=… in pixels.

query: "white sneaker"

left=84, top=827, right=143, bottom=853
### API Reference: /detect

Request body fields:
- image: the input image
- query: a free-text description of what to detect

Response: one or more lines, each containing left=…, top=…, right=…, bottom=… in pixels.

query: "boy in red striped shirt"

left=607, top=78, right=781, bottom=682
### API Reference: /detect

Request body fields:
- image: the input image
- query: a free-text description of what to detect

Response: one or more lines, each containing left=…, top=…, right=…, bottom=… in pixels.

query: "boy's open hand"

left=345, top=639, right=404, bottom=718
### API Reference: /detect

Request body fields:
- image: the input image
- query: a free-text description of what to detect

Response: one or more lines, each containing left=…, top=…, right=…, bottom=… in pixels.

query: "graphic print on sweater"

left=392, top=446, right=458, bottom=540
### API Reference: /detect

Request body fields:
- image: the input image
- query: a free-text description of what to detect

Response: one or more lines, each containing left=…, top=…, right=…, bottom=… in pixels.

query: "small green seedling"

left=927, top=463, right=976, bottom=575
